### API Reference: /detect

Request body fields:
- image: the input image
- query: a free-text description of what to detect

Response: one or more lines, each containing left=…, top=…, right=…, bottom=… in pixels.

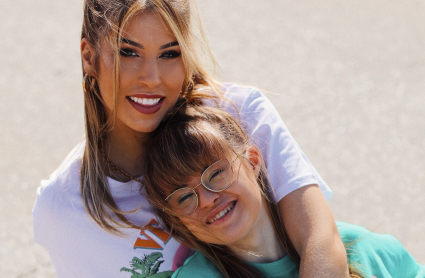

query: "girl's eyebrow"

left=120, top=37, right=179, bottom=50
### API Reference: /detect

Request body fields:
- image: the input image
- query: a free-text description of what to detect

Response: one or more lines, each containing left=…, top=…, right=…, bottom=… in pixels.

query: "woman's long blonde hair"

left=80, top=0, right=224, bottom=234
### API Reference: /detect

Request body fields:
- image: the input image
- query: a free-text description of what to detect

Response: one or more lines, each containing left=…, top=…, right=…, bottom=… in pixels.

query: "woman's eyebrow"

left=120, top=37, right=179, bottom=50
left=159, top=41, right=179, bottom=49
left=121, top=37, right=143, bottom=48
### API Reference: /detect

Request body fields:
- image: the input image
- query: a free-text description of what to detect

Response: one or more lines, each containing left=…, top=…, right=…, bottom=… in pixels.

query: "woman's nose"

left=138, top=58, right=161, bottom=88
left=197, top=186, right=220, bottom=209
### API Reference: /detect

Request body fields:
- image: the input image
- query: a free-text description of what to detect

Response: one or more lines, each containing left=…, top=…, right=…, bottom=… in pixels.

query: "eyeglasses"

left=165, top=157, right=238, bottom=216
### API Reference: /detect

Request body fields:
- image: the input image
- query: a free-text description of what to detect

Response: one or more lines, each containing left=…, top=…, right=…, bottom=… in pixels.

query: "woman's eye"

left=119, top=48, right=138, bottom=57
left=159, top=50, right=181, bottom=59
left=178, top=193, right=194, bottom=204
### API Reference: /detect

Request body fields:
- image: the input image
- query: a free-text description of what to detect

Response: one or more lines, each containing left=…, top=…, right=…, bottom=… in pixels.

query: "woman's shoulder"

left=33, top=142, right=86, bottom=246
left=220, top=83, right=269, bottom=108
left=202, top=83, right=274, bottom=122
left=34, top=142, right=85, bottom=215
left=37, top=142, right=85, bottom=194
left=172, top=251, right=223, bottom=278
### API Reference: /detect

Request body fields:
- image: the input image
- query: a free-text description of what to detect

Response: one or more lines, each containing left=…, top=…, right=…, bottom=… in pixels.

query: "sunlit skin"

left=79, top=10, right=349, bottom=277
left=81, top=12, right=185, bottom=176
left=177, top=147, right=287, bottom=263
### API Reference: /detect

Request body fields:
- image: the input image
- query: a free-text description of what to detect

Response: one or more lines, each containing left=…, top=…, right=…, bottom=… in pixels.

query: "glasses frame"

left=164, top=156, right=238, bottom=216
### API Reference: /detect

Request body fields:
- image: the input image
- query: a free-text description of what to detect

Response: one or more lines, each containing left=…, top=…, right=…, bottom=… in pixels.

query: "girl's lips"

left=206, top=201, right=237, bottom=225
left=126, top=96, right=164, bottom=115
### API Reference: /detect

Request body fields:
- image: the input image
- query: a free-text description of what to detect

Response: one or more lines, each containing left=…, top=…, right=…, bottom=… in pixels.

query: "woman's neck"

left=229, top=203, right=287, bottom=264
left=104, top=119, right=150, bottom=180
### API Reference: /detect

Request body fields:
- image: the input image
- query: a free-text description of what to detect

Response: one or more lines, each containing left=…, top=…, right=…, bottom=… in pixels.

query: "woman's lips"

left=126, top=95, right=164, bottom=115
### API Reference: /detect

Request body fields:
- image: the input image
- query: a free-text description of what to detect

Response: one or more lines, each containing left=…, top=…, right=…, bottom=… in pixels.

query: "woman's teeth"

left=129, top=96, right=161, bottom=106
left=208, top=202, right=235, bottom=224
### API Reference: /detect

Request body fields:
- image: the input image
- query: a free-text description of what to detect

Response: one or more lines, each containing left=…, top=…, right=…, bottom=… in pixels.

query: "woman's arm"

left=279, top=185, right=348, bottom=277
left=216, top=84, right=348, bottom=277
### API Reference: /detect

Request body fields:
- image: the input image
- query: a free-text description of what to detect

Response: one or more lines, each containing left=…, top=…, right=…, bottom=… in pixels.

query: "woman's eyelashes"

left=118, top=48, right=181, bottom=59
left=119, top=48, right=138, bottom=57
left=159, top=50, right=181, bottom=59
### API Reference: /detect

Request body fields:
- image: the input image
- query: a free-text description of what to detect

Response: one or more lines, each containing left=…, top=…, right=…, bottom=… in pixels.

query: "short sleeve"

left=337, top=222, right=425, bottom=278
left=209, top=84, right=332, bottom=202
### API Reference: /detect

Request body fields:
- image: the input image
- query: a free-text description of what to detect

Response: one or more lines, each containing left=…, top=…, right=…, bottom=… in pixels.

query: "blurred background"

left=0, top=0, right=424, bottom=277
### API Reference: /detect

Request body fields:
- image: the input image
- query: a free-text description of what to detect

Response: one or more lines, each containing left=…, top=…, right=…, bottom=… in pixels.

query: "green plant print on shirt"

left=120, top=252, right=174, bottom=278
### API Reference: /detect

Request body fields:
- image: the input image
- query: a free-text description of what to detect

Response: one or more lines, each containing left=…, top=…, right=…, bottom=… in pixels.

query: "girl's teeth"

left=130, top=97, right=160, bottom=106
left=208, top=202, right=234, bottom=224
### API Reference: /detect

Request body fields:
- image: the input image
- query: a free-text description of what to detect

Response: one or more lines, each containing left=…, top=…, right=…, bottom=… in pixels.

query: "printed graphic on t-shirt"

left=133, top=220, right=172, bottom=250
left=120, top=219, right=187, bottom=277
left=120, top=252, right=174, bottom=278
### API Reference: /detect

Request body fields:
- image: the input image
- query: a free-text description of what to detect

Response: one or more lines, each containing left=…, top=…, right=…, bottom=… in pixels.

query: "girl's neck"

left=229, top=203, right=287, bottom=264
left=104, top=119, right=150, bottom=180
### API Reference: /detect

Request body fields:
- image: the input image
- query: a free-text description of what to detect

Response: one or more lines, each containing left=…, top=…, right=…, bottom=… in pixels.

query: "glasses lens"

left=201, top=159, right=234, bottom=192
left=166, top=188, right=197, bottom=215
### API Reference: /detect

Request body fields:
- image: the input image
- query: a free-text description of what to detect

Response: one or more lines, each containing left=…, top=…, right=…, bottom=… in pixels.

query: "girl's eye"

left=209, top=169, right=225, bottom=182
left=159, top=50, right=181, bottom=59
left=178, top=193, right=194, bottom=205
left=119, top=48, right=138, bottom=57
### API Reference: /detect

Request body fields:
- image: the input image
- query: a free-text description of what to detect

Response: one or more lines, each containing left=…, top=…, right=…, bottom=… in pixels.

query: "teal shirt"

left=171, top=222, right=425, bottom=278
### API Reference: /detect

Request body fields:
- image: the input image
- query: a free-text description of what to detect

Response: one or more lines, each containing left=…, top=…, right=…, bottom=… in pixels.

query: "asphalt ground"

left=1, top=0, right=424, bottom=277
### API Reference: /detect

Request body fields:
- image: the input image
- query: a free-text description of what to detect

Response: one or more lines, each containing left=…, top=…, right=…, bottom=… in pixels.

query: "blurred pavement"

left=0, top=0, right=424, bottom=277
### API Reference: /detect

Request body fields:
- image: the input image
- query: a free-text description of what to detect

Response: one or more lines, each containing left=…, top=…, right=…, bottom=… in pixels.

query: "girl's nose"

left=138, top=58, right=161, bottom=88
left=197, top=186, right=220, bottom=210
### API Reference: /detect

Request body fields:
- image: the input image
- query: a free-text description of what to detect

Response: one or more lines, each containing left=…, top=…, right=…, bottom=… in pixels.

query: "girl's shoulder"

left=337, top=222, right=425, bottom=278
left=172, top=251, right=223, bottom=278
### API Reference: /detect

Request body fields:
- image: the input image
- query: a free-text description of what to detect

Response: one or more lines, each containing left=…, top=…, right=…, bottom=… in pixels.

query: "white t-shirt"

left=33, top=84, right=332, bottom=278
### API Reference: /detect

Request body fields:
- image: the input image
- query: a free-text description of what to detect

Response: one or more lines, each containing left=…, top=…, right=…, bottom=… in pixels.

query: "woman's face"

left=96, top=12, right=186, bottom=134
left=177, top=151, right=267, bottom=247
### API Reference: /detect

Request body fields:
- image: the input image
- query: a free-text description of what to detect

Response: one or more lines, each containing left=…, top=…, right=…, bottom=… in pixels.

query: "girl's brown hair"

left=143, top=104, right=363, bottom=278
left=80, top=0, right=224, bottom=234
left=143, top=104, right=300, bottom=278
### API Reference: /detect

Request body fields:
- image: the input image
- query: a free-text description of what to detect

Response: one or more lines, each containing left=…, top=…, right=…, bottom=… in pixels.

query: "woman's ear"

left=246, top=146, right=262, bottom=176
left=81, top=38, right=96, bottom=75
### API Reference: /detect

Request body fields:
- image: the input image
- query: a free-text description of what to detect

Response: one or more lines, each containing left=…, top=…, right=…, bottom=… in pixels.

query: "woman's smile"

left=96, top=11, right=185, bottom=134
left=127, top=94, right=165, bottom=115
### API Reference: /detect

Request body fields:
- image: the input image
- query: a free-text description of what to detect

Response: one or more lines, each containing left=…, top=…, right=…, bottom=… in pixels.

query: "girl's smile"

left=206, top=200, right=236, bottom=225
left=179, top=152, right=270, bottom=250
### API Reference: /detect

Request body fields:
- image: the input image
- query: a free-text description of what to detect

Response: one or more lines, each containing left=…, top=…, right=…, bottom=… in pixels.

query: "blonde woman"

left=142, top=104, right=425, bottom=278
left=33, top=0, right=347, bottom=277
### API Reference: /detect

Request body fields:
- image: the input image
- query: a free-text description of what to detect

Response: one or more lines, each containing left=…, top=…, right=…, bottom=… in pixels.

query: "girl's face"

left=177, top=148, right=268, bottom=247
left=96, top=12, right=186, bottom=134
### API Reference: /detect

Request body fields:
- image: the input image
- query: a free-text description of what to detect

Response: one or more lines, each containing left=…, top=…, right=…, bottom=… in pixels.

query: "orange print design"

left=133, top=219, right=172, bottom=250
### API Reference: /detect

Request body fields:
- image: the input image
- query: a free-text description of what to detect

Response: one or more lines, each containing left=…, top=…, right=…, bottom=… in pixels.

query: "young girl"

left=33, top=0, right=347, bottom=277
left=142, top=104, right=425, bottom=278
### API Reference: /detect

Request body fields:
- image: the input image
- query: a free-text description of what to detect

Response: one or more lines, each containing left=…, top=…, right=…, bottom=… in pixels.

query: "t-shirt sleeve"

left=337, top=222, right=425, bottom=278
left=214, top=84, right=332, bottom=202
